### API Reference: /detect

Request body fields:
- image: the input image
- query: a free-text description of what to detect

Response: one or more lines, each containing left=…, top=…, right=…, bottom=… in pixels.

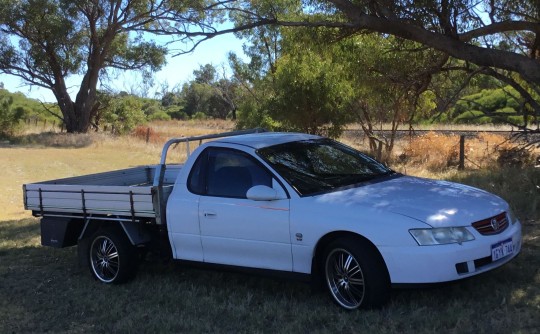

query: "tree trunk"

left=52, top=83, right=95, bottom=133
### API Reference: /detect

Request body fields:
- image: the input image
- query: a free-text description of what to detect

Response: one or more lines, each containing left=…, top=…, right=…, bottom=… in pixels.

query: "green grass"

left=0, top=219, right=539, bottom=333
left=1, top=129, right=539, bottom=332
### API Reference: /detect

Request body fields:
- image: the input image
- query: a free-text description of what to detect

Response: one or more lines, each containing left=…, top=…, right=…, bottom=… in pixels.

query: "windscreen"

left=257, top=139, right=393, bottom=196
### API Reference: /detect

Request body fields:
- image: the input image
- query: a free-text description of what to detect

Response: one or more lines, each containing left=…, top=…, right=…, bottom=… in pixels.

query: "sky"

left=0, top=33, right=246, bottom=102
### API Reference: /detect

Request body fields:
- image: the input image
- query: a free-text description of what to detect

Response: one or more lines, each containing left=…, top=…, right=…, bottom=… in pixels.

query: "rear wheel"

left=89, top=228, right=138, bottom=284
left=323, top=237, right=390, bottom=310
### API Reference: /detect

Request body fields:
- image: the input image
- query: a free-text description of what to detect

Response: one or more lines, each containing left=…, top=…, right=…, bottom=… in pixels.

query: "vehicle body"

left=23, top=129, right=522, bottom=309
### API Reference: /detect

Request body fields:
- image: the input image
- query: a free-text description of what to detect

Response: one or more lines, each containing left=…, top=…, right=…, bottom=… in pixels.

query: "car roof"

left=213, top=132, right=322, bottom=149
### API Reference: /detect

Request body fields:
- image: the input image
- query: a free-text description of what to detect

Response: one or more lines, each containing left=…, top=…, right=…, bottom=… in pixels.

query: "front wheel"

left=323, top=237, right=390, bottom=310
left=89, top=228, right=138, bottom=284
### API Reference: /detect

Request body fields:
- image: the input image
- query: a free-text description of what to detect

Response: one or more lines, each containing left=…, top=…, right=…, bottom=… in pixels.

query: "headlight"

left=409, top=227, right=475, bottom=246
left=506, top=208, right=518, bottom=225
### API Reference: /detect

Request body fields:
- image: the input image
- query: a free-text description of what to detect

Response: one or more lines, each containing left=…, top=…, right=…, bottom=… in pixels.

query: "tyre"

left=323, top=237, right=390, bottom=310
left=88, top=227, right=138, bottom=284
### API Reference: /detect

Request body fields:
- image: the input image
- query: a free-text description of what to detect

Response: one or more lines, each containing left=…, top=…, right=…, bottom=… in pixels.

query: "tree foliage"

left=0, top=94, right=25, bottom=137
left=165, top=64, right=240, bottom=120
left=448, top=86, right=536, bottom=125
left=0, top=0, right=253, bottom=133
left=268, top=48, right=354, bottom=137
left=230, top=0, right=540, bottom=131
left=95, top=92, right=147, bottom=134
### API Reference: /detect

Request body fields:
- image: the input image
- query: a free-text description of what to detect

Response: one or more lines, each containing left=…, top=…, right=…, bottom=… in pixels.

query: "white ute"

left=23, top=129, right=522, bottom=310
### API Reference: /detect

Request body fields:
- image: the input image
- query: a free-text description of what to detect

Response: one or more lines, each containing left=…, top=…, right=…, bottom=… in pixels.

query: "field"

left=1, top=122, right=539, bottom=333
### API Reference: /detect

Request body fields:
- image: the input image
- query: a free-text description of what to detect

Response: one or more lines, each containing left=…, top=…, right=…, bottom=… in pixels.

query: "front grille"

left=471, top=212, right=508, bottom=235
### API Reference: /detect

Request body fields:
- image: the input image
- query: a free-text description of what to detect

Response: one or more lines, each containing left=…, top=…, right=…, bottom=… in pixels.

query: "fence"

left=24, top=118, right=118, bottom=134
left=342, top=128, right=538, bottom=169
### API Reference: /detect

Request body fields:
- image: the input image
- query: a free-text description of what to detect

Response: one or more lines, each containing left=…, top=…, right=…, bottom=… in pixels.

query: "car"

left=25, top=130, right=522, bottom=310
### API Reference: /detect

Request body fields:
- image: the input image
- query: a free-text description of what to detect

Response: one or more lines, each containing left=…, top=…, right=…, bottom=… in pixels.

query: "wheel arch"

left=311, top=231, right=390, bottom=281
left=77, top=217, right=151, bottom=269
left=79, top=217, right=151, bottom=246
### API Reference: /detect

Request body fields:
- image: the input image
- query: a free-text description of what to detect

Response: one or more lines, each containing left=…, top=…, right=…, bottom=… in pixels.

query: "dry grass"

left=345, top=123, right=517, bottom=132
left=0, top=121, right=235, bottom=220
left=145, top=119, right=234, bottom=139
left=0, top=121, right=539, bottom=333
left=400, top=132, right=462, bottom=171
left=0, top=135, right=158, bottom=220
left=395, top=131, right=539, bottom=173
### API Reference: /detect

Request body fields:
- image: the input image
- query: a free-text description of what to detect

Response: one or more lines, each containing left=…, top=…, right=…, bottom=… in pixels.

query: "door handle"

left=203, top=212, right=217, bottom=218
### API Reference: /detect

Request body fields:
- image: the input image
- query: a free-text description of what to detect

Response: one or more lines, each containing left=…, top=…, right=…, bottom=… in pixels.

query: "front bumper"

left=379, top=222, right=522, bottom=284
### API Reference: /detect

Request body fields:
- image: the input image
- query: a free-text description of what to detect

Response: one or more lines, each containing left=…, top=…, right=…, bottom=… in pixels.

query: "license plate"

left=491, top=238, right=513, bottom=261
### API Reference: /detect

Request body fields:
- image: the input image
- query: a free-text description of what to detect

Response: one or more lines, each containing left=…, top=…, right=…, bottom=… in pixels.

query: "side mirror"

left=246, top=185, right=285, bottom=201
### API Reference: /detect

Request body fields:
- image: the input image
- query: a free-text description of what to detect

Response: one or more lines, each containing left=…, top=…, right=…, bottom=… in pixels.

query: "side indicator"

left=295, top=233, right=303, bottom=241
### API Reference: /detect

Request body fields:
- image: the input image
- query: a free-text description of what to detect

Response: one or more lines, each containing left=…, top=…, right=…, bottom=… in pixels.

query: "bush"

left=0, top=97, right=24, bottom=138
left=496, top=147, right=533, bottom=168
left=131, top=126, right=163, bottom=143
left=401, top=132, right=462, bottom=170
left=236, top=107, right=282, bottom=132
left=101, top=96, right=147, bottom=134
left=147, top=111, right=171, bottom=121
left=506, top=115, right=525, bottom=125
left=454, top=110, right=491, bottom=124
left=167, top=109, right=188, bottom=120
left=474, top=132, right=534, bottom=168
left=191, top=111, right=207, bottom=120
left=475, top=88, right=508, bottom=111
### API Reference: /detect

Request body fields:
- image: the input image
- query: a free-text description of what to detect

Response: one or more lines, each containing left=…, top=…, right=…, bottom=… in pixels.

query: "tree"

left=275, top=1, right=540, bottom=85
left=267, top=42, right=354, bottom=137
left=178, top=64, right=239, bottom=119
left=232, top=0, right=540, bottom=131
left=0, top=0, right=172, bottom=132
left=0, top=0, right=267, bottom=133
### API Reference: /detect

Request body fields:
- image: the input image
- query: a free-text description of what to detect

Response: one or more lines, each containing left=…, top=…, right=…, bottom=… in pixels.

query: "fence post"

left=458, top=135, right=465, bottom=170
left=146, top=127, right=150, bottom=143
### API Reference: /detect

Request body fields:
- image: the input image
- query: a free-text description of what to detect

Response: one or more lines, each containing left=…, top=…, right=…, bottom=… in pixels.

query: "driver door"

left=189, top=147, right=292, bottom=271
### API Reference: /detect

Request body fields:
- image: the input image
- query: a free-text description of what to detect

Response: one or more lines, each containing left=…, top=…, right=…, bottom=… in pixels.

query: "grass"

left=1, top=218, right=538, bottom=333
left=1, top=121, right=539, bottom=333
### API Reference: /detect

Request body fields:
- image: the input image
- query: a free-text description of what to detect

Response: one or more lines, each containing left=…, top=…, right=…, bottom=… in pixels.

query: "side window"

left=207, top=149, right=272, bottom=198
left=187, top=150, right=207, bottom=195
left=187, top=147, right=274, bottom=198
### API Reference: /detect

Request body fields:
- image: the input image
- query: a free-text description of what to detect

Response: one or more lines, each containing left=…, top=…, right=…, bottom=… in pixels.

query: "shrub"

left=131, top=126, right=163, bottom=143
left=100, top=95, right=147, bottom=135
left=454, top=110, right=491, bottom=124
left=147, top=111, right=171, bottom=121
left=0, top=97, right=25, bottom=138
left=506, top=115, right=525, bottom=125
left=496, top=148, right=533, bottom=168
left=191, top=111, right=207, bottom=120
left=167, top=109, right=188, bottom=120
left=401, top=132, right=462, bottom=171
left=475, top=132, right=533, bottom=168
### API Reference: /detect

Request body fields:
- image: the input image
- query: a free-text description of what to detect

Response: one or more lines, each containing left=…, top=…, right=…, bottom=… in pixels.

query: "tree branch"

left=459, top=20, right=540, bottom=42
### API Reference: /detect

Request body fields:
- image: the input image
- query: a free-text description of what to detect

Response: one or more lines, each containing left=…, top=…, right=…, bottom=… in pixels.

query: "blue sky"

left=1, top=33, right=246, bottom=102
